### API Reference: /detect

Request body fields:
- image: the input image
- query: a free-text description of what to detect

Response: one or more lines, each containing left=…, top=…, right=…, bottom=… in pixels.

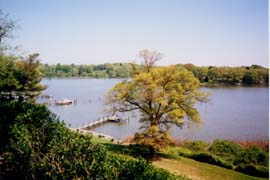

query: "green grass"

left=91, top=137, right=268, bottom=180
left=164, top=140, right=269, bottom=178
left=153, top=157, right=267, bottom=180
left=91, top=136, right=113, bottom=144
left=92, top=136, right=155, bottom=160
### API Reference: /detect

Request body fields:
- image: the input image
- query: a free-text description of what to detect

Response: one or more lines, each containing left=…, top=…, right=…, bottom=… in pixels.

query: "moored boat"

left=108, top=113, right=121, bottom=122
left=55, top=98, right=73, bottom=105
left=107, top=113, right=129, bottom=122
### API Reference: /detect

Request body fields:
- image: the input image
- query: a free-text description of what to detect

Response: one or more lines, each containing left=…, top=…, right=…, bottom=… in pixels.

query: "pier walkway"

left=79, top=115, right=129, bottom=130
left=70, top=115, right=129, bottom=143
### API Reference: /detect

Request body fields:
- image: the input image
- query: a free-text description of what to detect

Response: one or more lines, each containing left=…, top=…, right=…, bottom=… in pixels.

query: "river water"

left=40, top=78, right=269, bottom=141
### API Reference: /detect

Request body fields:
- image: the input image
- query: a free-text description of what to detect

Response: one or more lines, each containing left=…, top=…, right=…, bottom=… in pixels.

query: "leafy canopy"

left=0, top=53, right=46, bottom=102
left=107, top=50, right=208, bottom=152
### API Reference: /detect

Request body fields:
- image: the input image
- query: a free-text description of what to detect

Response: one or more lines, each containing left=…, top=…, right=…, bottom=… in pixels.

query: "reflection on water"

left=40, top=78, right=269, bottom=141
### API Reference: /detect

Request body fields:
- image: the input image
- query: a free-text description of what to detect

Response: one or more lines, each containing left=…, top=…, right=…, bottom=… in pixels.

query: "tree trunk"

left=149, top=145, right=156, bottom=159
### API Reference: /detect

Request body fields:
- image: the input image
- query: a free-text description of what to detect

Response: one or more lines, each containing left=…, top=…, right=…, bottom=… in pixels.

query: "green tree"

left=0, top=54, right=18, bottom=100
left=15, top=54, right=46, bottom=101
left=0, top=53, right=46, bottom=102
left=191, top=66, right=208, bottom=82
left=107, top=51, right=208, bottom=157
left=242, top=70, right=259, bottom=84
left=87, top=65, right=94, bottom=76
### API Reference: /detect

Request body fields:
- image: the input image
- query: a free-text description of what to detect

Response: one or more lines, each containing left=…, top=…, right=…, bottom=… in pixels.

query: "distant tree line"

left=41, top=63, right=269, bottom=84
left=41, top=63, right=133, bottom=78
left=179, top=64, right=269, bottom=85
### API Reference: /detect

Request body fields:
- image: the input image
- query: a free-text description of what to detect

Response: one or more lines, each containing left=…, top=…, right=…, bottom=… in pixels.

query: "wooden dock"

left=69, top=128, right=122, bottom=143
left=70, top=115, right=129, bottom=144
left=80, top=115, right=129, bottom=130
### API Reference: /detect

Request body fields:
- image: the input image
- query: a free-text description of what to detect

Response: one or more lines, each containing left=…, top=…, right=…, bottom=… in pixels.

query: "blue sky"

left=1, top=0, right=268, bottom=66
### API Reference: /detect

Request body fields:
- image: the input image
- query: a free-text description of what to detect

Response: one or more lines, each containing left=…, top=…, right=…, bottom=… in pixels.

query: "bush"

left=208, top=140, right=243, bottom=161
left=0, top=101, right=66, bottom=179
left=182, top=140, right=208, bottom=152
left=234, top=146, right=269, bottom=166
left=235, top=164, right=269, bottom=178
left=116, top=157, right=179, bottom=180
left=184, top=152, right=233, bottom=169
left=0, top=101, right=180, bottom=179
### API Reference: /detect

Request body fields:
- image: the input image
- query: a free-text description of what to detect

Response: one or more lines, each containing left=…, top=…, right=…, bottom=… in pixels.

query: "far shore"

left=42, top=77, right=269, bottom=87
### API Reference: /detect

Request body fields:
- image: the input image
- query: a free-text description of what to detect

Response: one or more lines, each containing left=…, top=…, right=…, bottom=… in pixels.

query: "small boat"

left=55, top=98, right=73, bottom=105
left=108, top=113, right=121, bottom=122
left=108, top=113, right=129, bottom=122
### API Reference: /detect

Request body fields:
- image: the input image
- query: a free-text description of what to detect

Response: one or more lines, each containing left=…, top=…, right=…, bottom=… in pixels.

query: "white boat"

left=55, top=98, right=73, bottom=105
left=108, top=113, right=129, bottom=122
left=108, top=113, right=121, bottom=122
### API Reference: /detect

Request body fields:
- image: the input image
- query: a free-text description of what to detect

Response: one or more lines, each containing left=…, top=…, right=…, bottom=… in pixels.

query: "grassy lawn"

left=92, top=136, right=154, bottom=159
left=91, top=136, right=113, bottom=144
left=152, top=157, right=267, bottom=180
left=91, top=136, right=268, bottom=180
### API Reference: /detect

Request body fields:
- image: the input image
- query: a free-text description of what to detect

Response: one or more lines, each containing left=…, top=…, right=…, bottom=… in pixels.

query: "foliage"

left=181, top=140, right=208, bottom=152
left=0, top=101, right=181, bottom=180
left=0, top=15, right=179, bottom=178
left=98, top=142, right=158, bottom=161
left=208, top=139, right=243, bottom=162
left=179, top=64, right=268, bottom=85
left=38, top=130, right=111, bottom=179
left=0, top=101, right=66, bottom=179
left=163, top=139, right=269, bottom=178
left=234, top=146, right=269, bottom=166
left=0, top=54, right=18, bottom=96
left=107, top=51, right=208, bottom=156
left=0, top=50, right=179, bottom=178
left=116, top=157, right=179, bottom=180
left=153, top=156, right=264, bottom=180
left=0, top=53, right=46, bottom=102
left=182, top=152, right=233, bottom=169
left=40, top=62, right=269, bottom=85
left=235, top=164, right=269, bottom=178
left=0, top=10, right=45, bottom=102
left=41, top=63, right=133, bottom=78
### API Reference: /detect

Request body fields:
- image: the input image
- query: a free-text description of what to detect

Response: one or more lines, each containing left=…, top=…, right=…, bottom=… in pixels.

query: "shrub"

left=235, top=164, right=269, bottom=178
left=208, top=140, right=243, bottom=161
left=116, top=157, right=179, bottom=180
left=234, top=146, right=269, bottom=166
left=182, top=140, right=208, bottom=152
left=184, top=152, right=233, bottom=169
left=0, top=101, right=66, bottom=179
left=0, top=101, right=180, bottom=180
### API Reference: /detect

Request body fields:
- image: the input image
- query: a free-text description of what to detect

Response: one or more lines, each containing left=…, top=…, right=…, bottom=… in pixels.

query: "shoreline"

left=42, top=77, right=269, bottom=87
left=69, top=127, right=123, bottom=144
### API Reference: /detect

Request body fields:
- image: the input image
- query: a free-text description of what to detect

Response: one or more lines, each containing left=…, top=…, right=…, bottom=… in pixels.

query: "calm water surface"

left=40, top=78, right=269, bottom=141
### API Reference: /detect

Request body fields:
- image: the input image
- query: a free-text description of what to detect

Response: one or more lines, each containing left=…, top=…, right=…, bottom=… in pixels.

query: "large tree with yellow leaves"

left=107, top=50, right=208, bottom=156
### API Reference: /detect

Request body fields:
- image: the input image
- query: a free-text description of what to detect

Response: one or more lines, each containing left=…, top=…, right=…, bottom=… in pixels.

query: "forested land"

left=41, top=63, right=269, bottom=85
